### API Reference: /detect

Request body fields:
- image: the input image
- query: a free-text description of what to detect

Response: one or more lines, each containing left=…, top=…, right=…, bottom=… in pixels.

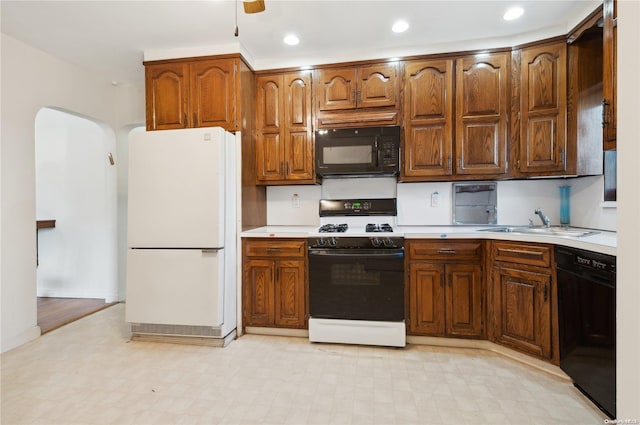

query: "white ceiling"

left=1, top=0, right=600, bottom=86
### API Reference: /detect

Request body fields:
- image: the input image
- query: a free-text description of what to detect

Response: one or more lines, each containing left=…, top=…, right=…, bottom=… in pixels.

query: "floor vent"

left=130, top=323, right=223, bottom=338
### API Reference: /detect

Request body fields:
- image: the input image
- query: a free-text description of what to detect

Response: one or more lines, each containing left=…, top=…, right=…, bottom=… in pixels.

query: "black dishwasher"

left=556, top=246, right=616, bottom=419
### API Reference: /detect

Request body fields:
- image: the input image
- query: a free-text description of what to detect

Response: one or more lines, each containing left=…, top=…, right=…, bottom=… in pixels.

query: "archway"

left=35, top=107, right=118, bottom=332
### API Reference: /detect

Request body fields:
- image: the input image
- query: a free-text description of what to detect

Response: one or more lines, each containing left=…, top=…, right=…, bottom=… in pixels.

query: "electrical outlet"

left=431, top=192, right=440, bottom=207
left=292, top=193, right=300, bottom=208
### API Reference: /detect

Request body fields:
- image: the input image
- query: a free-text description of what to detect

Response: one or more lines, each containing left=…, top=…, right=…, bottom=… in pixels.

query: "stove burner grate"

left=365, top=223, right=393, bottom=233
left=318, top=223, right=348, bottom=233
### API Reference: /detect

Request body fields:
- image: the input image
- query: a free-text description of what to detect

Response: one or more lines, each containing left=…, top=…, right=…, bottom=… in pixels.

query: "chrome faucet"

left=534, top=208, right=551, bottom=227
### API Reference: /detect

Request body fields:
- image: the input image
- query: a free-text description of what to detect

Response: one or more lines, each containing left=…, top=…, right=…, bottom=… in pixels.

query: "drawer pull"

left=266, top=247, right=282, bottom=253
left=437, top=249, right=456, bottom=254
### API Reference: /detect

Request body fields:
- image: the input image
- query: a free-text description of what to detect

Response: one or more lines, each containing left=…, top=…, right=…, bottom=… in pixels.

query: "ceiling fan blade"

left=243, top=0, right=265, bottom=14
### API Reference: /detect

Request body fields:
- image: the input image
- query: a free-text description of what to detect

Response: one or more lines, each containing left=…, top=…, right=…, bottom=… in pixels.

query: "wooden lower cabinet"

left=489, top=241, right=556, bottom=361
left=243, top=239, right=307, bottom=329
left=407, top=240, right=484, bottom=338
left=491, top=267, right=551, bottom=358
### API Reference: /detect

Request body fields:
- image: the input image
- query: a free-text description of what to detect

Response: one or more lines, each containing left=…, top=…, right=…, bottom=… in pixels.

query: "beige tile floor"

left=2, top=303, right=606, bottom=425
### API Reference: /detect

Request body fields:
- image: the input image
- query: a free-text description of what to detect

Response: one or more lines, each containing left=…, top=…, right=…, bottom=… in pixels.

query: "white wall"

left=35, top=108, right=117, bottom=300
left=268, top=175, right=616, bottom=230
left=615, top=0, right=640, bottom=419
left=0, top=34, right=144, bottom=352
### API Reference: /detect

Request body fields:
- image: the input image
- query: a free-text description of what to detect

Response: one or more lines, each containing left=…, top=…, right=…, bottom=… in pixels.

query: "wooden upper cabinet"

left=357, top=63, right=399, bottom=109
left=190, top=59, right=237, bottom=130
left=315, top=68, right=357, bottom=111
left=402, top=59, right=454, bottom=178
left=455, top=53, right=509, bottom=176
left=145, top=62, right=189, bottom=130
left=603, top=0, right=617, bottom=149
left=517, top=42, right=567, bottom=174
left=145, top=56, right=240, bottom=132
left=256, top=71, right=314, bottom=185
left=284, top=73, right=314, bottom=181
left=316, top=64, right=398, bottom=111
left=256, top=74, right=284, bottom=182
left=314, top=63, right=399, bottom=128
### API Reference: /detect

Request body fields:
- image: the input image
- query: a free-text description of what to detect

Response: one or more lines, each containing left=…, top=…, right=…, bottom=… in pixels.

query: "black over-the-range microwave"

left=315, top=126, right=400, bottom=177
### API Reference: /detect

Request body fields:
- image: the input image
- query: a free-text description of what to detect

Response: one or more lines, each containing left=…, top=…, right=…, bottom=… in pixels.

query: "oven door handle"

left=308, top=249, right=404, bottom=258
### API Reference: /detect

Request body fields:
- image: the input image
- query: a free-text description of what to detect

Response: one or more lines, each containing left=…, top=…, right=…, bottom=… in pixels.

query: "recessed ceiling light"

left=503, top=6, right=524, bottom=21
left=283, top=34, right=300, bottom=46
left=392, top=20, right=409, bottom=33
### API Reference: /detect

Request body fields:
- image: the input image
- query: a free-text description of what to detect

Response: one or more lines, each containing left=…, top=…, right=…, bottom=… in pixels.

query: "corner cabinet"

left=242, top=239, right=308, bottom=329
left=406, top=240, right=484, bottom=338
left=489, top=241, right=557, bottom=362
left=402, top=59, right=454, bottom=178
left=314, top=63, right=400, bottom=128
left=455, top=53, right=509, bottom=177
left=512, top=42, right=568, bottom=176
left=603, top=0, right=617, bottom=150
left=255, top=71, right=315, bottom=185
left=145, top=56, right=242, bottom=132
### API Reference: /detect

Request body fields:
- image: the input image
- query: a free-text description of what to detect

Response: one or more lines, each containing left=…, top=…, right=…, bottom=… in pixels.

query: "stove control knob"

left=317, top=238, right=327, bottom=247
left=371, top=238, right=382, bottom=247
left=329, top=237, right=338, bottom=247
left=383, top=238, right=396, bottom=248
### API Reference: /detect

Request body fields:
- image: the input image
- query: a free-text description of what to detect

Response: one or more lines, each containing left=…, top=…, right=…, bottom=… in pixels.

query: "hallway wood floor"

left=37, top=297, right=117, bottom=334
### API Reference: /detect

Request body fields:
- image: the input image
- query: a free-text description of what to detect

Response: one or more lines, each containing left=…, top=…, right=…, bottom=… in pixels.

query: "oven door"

left=308, top=248, right=404, bottom=321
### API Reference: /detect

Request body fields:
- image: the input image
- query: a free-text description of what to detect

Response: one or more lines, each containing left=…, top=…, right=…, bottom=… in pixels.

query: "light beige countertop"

left=399, top=225, right=616, bottom=256
left=241, top=226, right=318, bottom=238
left=241, top=225, right=616, bottom=256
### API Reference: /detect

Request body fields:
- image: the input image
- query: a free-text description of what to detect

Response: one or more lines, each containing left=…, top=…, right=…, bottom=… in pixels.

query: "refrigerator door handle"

left=201, top=249, right=222, bottom=254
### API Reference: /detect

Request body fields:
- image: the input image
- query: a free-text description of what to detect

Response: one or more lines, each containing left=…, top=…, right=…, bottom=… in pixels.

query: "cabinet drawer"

left=492, top=241, right=551, bottom=268
left=243, top=239, right=307, bottom=258
left=407, top=240, right=483, bottom=261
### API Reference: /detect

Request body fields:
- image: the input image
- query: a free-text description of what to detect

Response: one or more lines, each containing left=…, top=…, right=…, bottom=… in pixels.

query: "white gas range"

left=307, top=198, right=406, bottom=348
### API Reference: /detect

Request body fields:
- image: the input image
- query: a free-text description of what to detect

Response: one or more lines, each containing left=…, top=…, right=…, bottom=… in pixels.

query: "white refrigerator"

left=125, top=127, right=238, bottom=346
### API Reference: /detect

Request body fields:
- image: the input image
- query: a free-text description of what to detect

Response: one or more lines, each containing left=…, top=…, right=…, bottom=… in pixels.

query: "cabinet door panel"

left=460, top=121, right=501, bottom=171
left=357, top=63, right=398, bottom=109
left=493, top=267, right=551, bottom=358
left=520, top=44, right=567, bottom=173
left=284, top=73, right=314, bottom=181
left=244, top=259, right=275, bottom=326
left=316, top=68, right=357, bottom=111
left=404, top=125, right=451, bottom=177
left=257, top=76, right=283, bottom=132
left=190, top=59, right=236, bottom=130
left=256, top=133, right=284, bottom=181
left=403, top=60, right=454, bottom=178
left=286, top=131, right=314, bottom=180
left=456, top=54, right=508, bottom=176
left=275, top=260, right=306, bottom=327
left=446, top=264, right=483, bottom=337
left=409, top=263, right=445, bottom=336
left=145, top=63, right=189, bottom=130
left=256, top=75, right=284, bottom=182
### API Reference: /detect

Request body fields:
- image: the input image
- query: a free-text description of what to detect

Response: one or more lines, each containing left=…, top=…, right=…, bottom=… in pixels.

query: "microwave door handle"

left=374, top=136, right=380, bottom=167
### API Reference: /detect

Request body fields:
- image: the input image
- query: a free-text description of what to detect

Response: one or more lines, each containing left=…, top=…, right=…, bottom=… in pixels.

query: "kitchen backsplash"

left=266, top=175, right=617, bottom=231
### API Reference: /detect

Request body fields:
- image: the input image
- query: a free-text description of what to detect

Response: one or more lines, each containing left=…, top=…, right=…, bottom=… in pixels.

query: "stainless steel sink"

left=477, top=226, right=599, bottom=238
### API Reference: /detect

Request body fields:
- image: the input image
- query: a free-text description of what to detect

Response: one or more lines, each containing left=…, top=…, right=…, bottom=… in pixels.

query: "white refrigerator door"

left=128, top=128, right=226, bottom=248
left=125, top=249, right=224, bottom=326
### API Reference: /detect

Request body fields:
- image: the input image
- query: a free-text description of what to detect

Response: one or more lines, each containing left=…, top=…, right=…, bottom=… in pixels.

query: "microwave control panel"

left=380, top=137, right=398, bottom=166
